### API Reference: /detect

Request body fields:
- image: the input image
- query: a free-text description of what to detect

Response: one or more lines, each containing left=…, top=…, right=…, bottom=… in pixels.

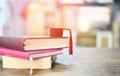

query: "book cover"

left=0, top=36, right=69, bottom=51
left=0, top=47, right=62, bottom=59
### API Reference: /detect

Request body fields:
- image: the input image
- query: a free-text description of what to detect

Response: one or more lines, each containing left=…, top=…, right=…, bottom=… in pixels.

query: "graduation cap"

left=50, top=28, right=73, bottom=55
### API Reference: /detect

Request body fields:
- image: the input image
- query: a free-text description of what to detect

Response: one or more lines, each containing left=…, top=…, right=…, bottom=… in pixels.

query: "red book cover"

left=0, top=36, right=68, bottom=51
left=0, top=47, right=62, bottom=59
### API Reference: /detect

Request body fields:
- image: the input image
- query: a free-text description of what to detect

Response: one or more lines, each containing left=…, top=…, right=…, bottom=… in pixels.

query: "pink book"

left=0, top=47, right=62, bottom=59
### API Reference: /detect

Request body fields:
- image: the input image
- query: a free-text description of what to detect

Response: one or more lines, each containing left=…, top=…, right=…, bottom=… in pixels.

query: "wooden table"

left=0, top=47, right=120, bottom=76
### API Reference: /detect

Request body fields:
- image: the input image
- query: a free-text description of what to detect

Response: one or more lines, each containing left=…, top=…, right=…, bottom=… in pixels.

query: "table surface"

left=0, top=47, right=120, bottom=76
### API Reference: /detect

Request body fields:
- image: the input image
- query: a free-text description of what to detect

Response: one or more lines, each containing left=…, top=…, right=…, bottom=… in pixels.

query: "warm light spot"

left=78, top=21, right=90, bottom=33
left=27, top=2, right=40, bottom=12
left=27, top=2, right=45, bottom=35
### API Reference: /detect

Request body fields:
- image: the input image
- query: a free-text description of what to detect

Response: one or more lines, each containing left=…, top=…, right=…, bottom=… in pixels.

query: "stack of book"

left=0, top=28, right=73, bottom=74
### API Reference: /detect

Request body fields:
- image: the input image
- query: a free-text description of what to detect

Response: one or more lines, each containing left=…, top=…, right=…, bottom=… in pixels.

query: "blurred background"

left=1, top=0, right=120, bottom=48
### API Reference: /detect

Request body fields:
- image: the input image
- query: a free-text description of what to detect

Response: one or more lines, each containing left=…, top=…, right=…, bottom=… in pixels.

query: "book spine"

left=0, top=36, right=25, bottom=51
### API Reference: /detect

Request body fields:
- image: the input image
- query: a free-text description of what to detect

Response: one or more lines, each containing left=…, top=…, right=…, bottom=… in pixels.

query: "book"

left=0, top=47, right=62, bottom=59
left=2, top=56, right=52, bottom=69
left=0, top=36, right=69, bottom=51
left=0, top=47, right=62, bottom=74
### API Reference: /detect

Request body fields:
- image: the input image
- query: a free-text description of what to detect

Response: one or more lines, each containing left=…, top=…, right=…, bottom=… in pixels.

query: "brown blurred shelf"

left=77, top=33, right=96, bottom=47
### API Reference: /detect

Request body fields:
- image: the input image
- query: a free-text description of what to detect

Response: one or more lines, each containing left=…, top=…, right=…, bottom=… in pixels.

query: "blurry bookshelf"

left=77, top=31, right=113, bottom=48
left=77, top=33, right=96, bottom=47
